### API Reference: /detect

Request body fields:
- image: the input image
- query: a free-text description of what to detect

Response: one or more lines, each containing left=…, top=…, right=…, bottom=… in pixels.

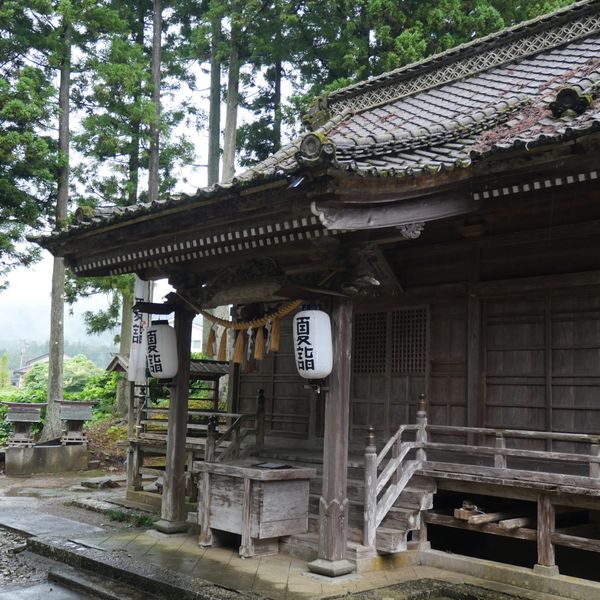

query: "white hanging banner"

left=128, top=276, right=151, bottom=382
left=293, top=308, right=333, bottom=379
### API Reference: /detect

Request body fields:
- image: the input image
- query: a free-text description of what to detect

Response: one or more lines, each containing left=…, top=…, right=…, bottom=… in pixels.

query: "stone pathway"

left=68, top=529, right=567, bottom=600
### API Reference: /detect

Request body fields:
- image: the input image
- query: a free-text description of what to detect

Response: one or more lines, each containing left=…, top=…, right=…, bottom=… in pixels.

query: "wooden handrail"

left=376, top=424, right=419, bottom=467
left=363, top=399, right=428, bottom=549
left=427, top=425, right=599, bottom=444
left=423, top=441, right=600, bottom=465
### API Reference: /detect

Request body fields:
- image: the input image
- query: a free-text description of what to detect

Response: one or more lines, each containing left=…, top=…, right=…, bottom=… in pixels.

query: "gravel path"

left=0, top=529, right=46, bottom=589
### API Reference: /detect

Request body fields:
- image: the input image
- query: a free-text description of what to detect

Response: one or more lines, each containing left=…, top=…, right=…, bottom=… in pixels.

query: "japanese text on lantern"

left=147, top=329, right=163, bottom=373
left=295, top=316, right=315, bottom=371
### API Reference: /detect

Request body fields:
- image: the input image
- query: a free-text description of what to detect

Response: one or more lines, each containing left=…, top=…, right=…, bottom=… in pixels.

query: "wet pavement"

left=0, top=471, right=592, bottom=600
left=0, top=582, right=95, bottom=599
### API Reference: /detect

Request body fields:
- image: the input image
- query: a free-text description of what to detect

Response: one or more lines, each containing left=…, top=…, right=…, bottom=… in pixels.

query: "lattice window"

left=391, top=308, right=427, bottom=374
left=353, top=312, right=387, bottom=374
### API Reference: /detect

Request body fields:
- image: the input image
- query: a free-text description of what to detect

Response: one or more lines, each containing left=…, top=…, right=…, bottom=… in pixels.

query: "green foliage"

left=0, top=63, right=57, bottom=286
left=79, top=371, right=120, bottom=417
left=104, top=508, right=158, bottom=527
left=0, top=352, right=10, bottom=388
left=11, top=355, right=104, bottom=404
left=0, top=403, right=9, bottom=446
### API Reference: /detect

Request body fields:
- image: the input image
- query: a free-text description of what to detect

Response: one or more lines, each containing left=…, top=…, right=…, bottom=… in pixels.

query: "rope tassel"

left=233, top=330, right=245, bottom=364
left=217, top=329, right=228, bottom=362
left=205, top=325, right=216, bottom=356
left=270, top=317, right=280, bottom=352
left=254, top=326, right=265, bottom=361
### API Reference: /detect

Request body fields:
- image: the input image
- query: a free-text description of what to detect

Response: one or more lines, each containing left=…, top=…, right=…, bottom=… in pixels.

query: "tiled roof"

left=39, top=0, right=600, bottom=245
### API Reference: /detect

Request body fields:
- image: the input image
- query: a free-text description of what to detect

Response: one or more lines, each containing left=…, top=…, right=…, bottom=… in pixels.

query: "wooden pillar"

left=255, top=388, right=266, bottom=453
left=154, top=306, right=195, bottom=533
left=198, top=416, right=217, bottom=546
left=363, top=427, right=377, bottom=550
left=534, top=494, right=559, bottom=576
left=308, top=298, right=354, bottom=577
left=467, top=294, right=482, bottom=430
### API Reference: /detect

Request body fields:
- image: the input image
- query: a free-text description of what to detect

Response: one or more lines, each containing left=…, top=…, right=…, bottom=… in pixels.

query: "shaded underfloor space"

left=427, top=491, right=600, bottom=583
left=429, top=525, right=600, bottom=584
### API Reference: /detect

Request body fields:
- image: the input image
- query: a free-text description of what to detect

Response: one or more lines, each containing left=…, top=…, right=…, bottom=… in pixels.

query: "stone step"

left=375, top=527, right=408, bottom=554
left=20, top=552, right=157, bottom=600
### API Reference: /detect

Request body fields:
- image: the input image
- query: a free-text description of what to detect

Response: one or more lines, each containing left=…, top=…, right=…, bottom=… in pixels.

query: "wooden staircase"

left=254, top=445, right=435, bottom=559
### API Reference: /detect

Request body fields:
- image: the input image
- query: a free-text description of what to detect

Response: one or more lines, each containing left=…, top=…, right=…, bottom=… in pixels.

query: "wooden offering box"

left=194, top=460, right=316, bottom=558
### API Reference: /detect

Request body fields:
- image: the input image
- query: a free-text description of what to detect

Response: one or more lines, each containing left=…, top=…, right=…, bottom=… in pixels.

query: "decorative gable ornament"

left=146, top=321, right=178, bottom=379
left=293, top=307, right=333, bottom=379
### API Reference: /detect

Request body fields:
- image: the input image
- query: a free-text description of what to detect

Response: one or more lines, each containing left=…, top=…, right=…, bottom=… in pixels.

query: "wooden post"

left=255, top=389, right=265, bottom=453
left=198, top=414, right=217, bottom=546
left=154, top=306, right=195, bottom=534
left=416, top=393, right=427, bottom=463
left=239, top=477, right=254, bottom=558
left=590, top=442, right=600, bottom=479
left=535, top=494, right=559, bottom=576
left=363, top=427, right=377, bottom=550
left=466, top=294, right=482, bottom=444
left=198, top=469, right=213, bottom=547
left=128, top=445, right=143, bottom=491
left=495, top=431, right=507, bottom=469
left=205, top=414, right=217, bottom=462
left=308, top=298, right=355, bottom=577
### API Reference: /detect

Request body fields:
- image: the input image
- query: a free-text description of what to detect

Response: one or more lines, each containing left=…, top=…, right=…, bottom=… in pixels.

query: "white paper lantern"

left=293, top=308, right=333, bottom=379
left=146, top=320, right=178, bottom=379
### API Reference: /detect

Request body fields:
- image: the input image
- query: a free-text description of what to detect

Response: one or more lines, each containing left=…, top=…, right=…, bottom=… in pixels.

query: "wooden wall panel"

left=483, top=293, right=600, bottom=450
left=238, top=316, right=311, bottom=439
left=429, top=302, right=468, bottom=430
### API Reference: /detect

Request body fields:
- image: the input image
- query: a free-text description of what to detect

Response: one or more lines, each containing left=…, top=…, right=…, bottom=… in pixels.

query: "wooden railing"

left=363, top=397, right=600, bottom=552
left=133, top=387, right=266, bottom=459
left=422, top=425, right=600, bottom=488
left=363, top=400, right=427, bottom=548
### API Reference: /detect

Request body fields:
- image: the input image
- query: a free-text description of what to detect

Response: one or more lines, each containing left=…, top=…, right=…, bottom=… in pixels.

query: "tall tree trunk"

left=207, top=14, right=221, bottom=186
left=221, top=13, right=240, bottom=184
left=128, top=121, right=140, bottom=204
left=128, top=3, right=146, bottom=204
left=43, top=20, right=71, bottom=442
left=115, top=290, right=133, bottom=416
left=147, top=0, right=162, bottom=202
left=273, top=57, right=282, bottom=152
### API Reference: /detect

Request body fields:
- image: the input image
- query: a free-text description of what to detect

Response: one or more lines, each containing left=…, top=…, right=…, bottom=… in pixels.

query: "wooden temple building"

left=40, top=0, right=600, bottom=580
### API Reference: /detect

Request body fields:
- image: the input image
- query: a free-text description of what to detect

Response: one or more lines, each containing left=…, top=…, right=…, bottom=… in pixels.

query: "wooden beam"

left=424, top=512, right=537, bottom=542
left=132, top=301, right=176, bottom=315
left=435, top=479, right=600, bottom=511
left=312, top=195, right=475, bottom=231
left=308, top=297, right=355, bottom=577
